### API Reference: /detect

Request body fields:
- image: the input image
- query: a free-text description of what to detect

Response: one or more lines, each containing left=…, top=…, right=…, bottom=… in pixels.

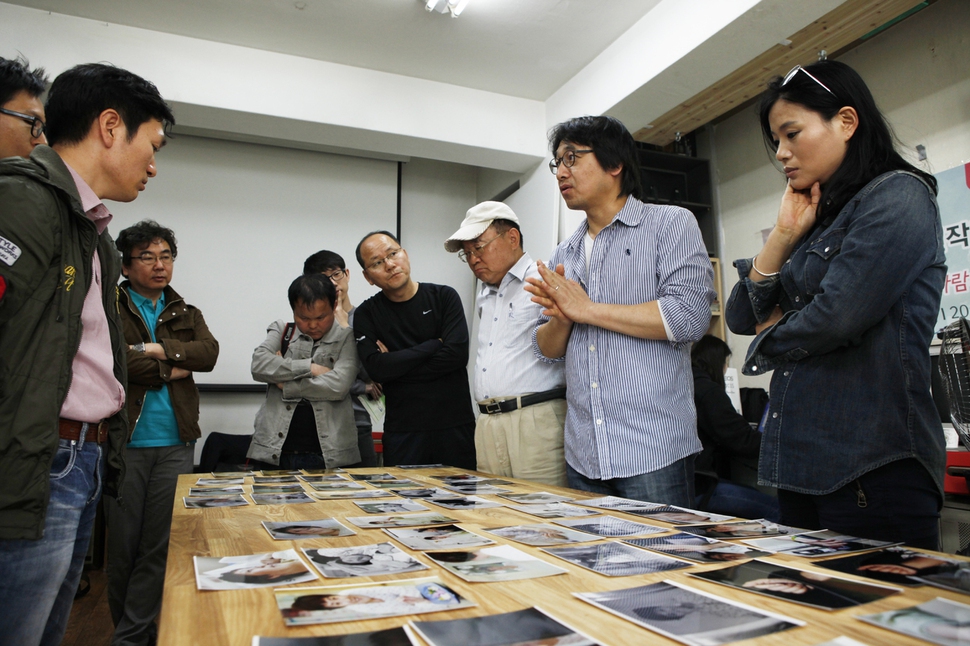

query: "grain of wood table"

left=159, top=467, right=963, bottom=645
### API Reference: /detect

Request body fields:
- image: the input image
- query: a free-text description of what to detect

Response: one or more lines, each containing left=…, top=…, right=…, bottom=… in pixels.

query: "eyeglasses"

left=548, top=149, right=594, bottom=175
left=366, top=248, right=403, bottom=272
left=782, top=65, right=836, bottom=97
left=132, top=252, right=175, bottom=266
left=0, top=107, right=45, bottom=138
left=322, top=269, right=346, bottom=281
left=458, top=231, right=506, bottom=263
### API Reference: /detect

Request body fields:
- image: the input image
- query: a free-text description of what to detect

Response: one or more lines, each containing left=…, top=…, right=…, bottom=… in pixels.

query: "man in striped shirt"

left=526, top=115, right=715, bottom=507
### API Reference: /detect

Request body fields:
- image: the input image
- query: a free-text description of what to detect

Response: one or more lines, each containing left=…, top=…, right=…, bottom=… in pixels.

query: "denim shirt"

left=726, top=171, right=947, bottom=496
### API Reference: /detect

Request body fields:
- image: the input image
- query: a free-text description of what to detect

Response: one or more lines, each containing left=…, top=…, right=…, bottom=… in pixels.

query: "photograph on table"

left=196, top=477, right=244, bottom=486
left=815, top=547, right=969, bottom=588
left=679, top=520, right=804, bottom=539
left=207, top=471, right=250, bottom=479
left=742, top=529, right=899, bottom=558
left=498, top=492, right=575, bottom=505
left=574, top=496, right=667, bottom=512
left=275, top=577, right=475, bottom=626
left=311, top=490, right=395, bottom=500
left=553, top=515, right=668, bottom=538
left=183, top=495, right=249, bottom=509
left=812, top=638, right=869, bottom=646
left=260, top=469, right=302, bottom=476
left=187, top=486, right=244, bottom=496
left=308, top=482, right=367, bottom=491
left=368, top=479, right=422, bottom=489
left=505, top=502, right=602, bottom=519
left=384, top=524, right=495, bottom=551
left=194, top=549, right=317, bottom=590
left=391, top=488, right=461, bottom=500
left=253, top=475, right=301, bottom=484
left=262, top=519, right=356, bottom=540
left=251, top=484, right=305, bottom=494
left=577, top=580, right=803, bottom=646
left=689, top=559, right=901, bottom=610
left=426, top=545, right=568, bottom=583
left=350, top=473, right=400, bottom=481
left=431, top=474, right=486, bottom=483
left=299, top=474, right=350, bottom=483
left=355, top=500, right=429, bottom=514
left=857, top=597, right=970, bottom=646
left=345, top=513, right=458, bottom=529
left=483, top=523, right=599, bottom=547
left=443, top=484, right=513, bottom=495
left=625, top=532, right=769, bottom=564
left=302, top=468, right=343, bottom=475
left=252, top=491, right=315, bottom=505
left=301, top=542, right=429, bottom=578
left=253, top=625, right=414, bottom=645
left=410, top=606, right=601, bottom=646
left=621, top=506, right=734, bottom=525
left=396, top=463, right=445, bottom=469
left=542, top=542, right=691, bottom=577
left=426, top=496, right=503, bottom=510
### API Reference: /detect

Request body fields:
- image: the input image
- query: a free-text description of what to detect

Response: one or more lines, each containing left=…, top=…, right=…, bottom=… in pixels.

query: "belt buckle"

left=484, top=402, right=503, bottom=414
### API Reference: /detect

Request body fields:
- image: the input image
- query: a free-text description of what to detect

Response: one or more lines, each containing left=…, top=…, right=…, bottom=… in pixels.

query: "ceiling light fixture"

left=425, top=0, right=471, bottom=18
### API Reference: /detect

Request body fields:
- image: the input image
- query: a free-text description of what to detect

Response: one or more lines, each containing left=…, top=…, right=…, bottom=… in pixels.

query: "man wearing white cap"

left=445, top=202, right=567, bottom=486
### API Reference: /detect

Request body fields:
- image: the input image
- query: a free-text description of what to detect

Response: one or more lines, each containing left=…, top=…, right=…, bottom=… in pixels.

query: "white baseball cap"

left=444, top=201, right=520, bottom=253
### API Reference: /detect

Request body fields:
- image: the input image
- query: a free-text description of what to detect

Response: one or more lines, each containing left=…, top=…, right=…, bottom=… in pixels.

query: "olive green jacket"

left=0, top=146, right=128, bottom=540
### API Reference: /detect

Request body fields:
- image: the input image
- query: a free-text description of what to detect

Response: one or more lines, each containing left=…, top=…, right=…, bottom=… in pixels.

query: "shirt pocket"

left=803, top=228, right=846, bottom=296
left=503, top=302, right=541, bottom=349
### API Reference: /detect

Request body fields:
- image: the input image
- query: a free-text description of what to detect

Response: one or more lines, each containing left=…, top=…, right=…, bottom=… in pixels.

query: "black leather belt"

left=478, top=387, right=566, bottom=415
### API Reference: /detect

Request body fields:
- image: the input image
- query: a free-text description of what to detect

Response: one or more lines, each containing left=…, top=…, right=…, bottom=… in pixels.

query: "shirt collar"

left=64, top=161, right=112, bottom=234
left=128, top=287, right=166, bottom=311
left=562, top=196, right=644, bottom=252
left=480, top=252, right=532, bottom=297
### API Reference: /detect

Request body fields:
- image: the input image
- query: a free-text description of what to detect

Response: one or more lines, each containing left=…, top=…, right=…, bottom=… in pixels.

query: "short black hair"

left=490, top=219, right=523, bottom=248
left=116, top=219, right=178, bottom=266
left=287, top=273, right=336, bottom=310
left=355, top=230, right=399, bottom=268
left=303, top=250, right=346, bottom=275
left=691, top=334, right=732, bottom=389
left=45, top=63, right=175, bottom=147
left=0, top=56, right=47, bottom=107
left=549, top=115, right=642, bottom=200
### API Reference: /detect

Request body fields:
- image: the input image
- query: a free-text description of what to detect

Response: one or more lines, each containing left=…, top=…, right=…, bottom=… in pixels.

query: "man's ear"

left=609, top=163, right=623, bottom=178
left=362, top=269, right=374, bottom=286
left=121, top=264, right=129, bottom=278
left=97, top=109, right=124, bottom=148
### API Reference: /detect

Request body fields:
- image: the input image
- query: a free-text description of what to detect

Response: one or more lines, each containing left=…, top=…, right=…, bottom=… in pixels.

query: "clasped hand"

left=523, top=260, right=591, bottom=325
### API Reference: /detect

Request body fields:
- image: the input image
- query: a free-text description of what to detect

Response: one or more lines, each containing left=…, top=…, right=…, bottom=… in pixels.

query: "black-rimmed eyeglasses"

left=782, top=65, right=836, bottom=98
left=458, top=231, right=505, bottom=263
left=549, top=149, right=594, bottom=175
left=0, top=107, right=45, bottom=138
left=132, top=252, right=175, bottom=266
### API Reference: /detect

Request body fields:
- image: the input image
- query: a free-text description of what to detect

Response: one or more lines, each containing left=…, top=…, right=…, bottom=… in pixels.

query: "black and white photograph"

left=577, top=580, right=803, bottom=646
left=261, top=519, right=356, bottom=540
left=625, top=532, right=769, bottom=564
left=857, top=597, right=970, bottom=646
left=350, top=473, right=400, bottom=481
left=742, top=530, right=898, bottom=558
left=431, top=474, right=485, bottom=484
left=252, top=484, right=305, bottom=494
left=573, top=496, right=664, bottom=512
left=345, top=513, right=458, bottom=529
left=301, top=542, right=429, bottom=578
left=368, top=479, right=421, bottom=489
left=308, top=482, right=367, bottom=491
left=816, top=547, right=967, bottom=587
left=410, top=606, right=601, bottom=646
left=689, top=559, right=901, bottom=610
left=253, top=626, right=414, bottom=645
left=299, top=475, right=350, bottom=484
left=252, top=475, right=301, bottom=484
left=188, top=486, right=244, bottom=496
left=426, top=545, right=568, bottom=583
left=196, top=477, right=244, bottom=486
left=504, top=503, right=601, bottom=519
left=443, top=484, right=513, bottom=495
left=183, top=495, right=249, bottom=509
left=484, top=523, right=599, bottom=547
left=542, top=542, right=691, bottom=577
left=383, top=525, right=495, bottom=551
left=426, top=496, right=503, bottom=510
left=252, top=491, right=315, bottom=505
left=553, top=516, right=667, bottom=538
left=498, top=492, right=575, bottom=505
left=354, top=500, right=429, bottom=514
left=679, top=520, right=804, bottom=539
left=622, top=506, right=735, bottom=525
left=207, top=471, right=250, bottom=479
left=194, top=549, right=318, bottom=590
left=311, top=490, right=395, bottom=500
left=260, top=470, right=302, bottom=476
left=391, top=488, right=460, bottom=500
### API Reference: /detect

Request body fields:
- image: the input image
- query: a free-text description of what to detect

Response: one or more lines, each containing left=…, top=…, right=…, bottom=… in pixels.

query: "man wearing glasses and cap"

left=445, top=202, right=567, bottom=486
left=0, top=56, right=48, bottom=159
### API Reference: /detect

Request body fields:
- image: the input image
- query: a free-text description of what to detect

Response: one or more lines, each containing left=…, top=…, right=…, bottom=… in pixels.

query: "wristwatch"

left=133, top=342, right=146, bottom=353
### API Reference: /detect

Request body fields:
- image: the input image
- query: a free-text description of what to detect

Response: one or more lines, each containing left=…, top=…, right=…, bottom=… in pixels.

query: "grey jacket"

left=248, top=319, right=360, bottom=466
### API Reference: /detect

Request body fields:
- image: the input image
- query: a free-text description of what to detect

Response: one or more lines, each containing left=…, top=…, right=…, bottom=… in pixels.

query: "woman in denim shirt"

left=726, top=60, right=945, bottom=549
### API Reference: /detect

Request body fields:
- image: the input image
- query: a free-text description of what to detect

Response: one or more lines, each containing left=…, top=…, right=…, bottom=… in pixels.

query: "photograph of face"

left=354, top=500, right=429, bottom=514
left=554, top=516, right=668, bottom=538
left=816, top=546, right=964, bottom=586
left=499, top=492, right=575, bottom=505
left=427, top=496, right=503, bottom=510
left=573, top=496, right=664, bottom=512
left=195, top=549, right=317, bottom=590
left=426, top=545, right=568, bottom=583
left=679, top=520, right=804, bottom=539
left=251, top=484, right=305, bottom=494
left=345, top=514, right=458, bottom=529
left=626, top=532, right=769, bottom=564
left=308, top=482, right=367, bottom=491
left=262, top=519, right=355, bottom=540
left=543, top=542, right=690, bottom=577
left=743, top=529, right=897, bottom=557
left=411, top=607, right=600, bottom=646
left=623, top=506, right=735, bottom=525
left=299, top=475, right=349, bottom=483
left=302, top=542, right=428, bottom=579
left=251, top=491, right=314, bottom=505
left=484, top=523, right=599, bottom=547
left=252, top=476, right=300, bottom=484
left=383, top=525, right=495, bottom=551
left=505, top=503, right=602, bottom=519
left=196, top=478, right=244, bottom=486
left=188, top=486, right=243, bottom=496
left=858, top=597, right=970, bottom=646
left=183, top=495, right=249, bottom=509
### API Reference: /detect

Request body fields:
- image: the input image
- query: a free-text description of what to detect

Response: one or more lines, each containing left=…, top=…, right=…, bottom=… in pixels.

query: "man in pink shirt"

left=0, top=63, right=174, bottom=646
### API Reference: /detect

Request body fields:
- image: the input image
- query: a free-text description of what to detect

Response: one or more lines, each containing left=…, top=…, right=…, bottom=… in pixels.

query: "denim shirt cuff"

left=735, top=257, right=782, bottom=323
left=741, top=310, right=809, bottom=376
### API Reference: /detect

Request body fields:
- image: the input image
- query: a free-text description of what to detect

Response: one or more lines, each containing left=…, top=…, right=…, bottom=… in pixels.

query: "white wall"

left=712, top=0, right=970, bottom=389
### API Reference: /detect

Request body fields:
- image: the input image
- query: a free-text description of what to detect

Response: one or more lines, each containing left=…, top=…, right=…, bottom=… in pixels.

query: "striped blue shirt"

left=532, top=197, right=715, bottom=479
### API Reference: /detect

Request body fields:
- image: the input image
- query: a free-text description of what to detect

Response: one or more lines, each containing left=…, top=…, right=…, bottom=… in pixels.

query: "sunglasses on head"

left=782, top=65, right=836, bottom=98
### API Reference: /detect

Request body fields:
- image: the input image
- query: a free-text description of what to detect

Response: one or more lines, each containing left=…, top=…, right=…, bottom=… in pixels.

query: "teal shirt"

left=128, top=289, right=182, bottom=448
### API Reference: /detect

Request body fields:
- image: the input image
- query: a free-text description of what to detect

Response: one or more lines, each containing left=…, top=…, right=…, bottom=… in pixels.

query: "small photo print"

left=444, top=484, right=512, bottom=495
left=815, top=546, right=966, bottom=587
left=298, top=475, right=349, bottom=483
left=543, top=542, right=690, bottom=577
left=431, top=474, right=485, bottom=483
left=498, top=492, right=575, bottom=505
left=577, top=580, right=803, bottom=646
left=345, top=513, right=458, bottom=529
left=252, top=491, right=315, bottom=505
left=426, top=544, right=568, bottom=583
left=188, top=486, right=244, bottom=496
left=196, top=477, right=244, bottom=486
left=679, top=520, right=805, bottom=539
left=368, top=479, right=422, bottom=489
left=253, top=626, right=414, bottom=645
left=301, top=468, right=341, bottom=475
left=505, top=502, right=602, bottom=519
left=310, top=490, right=395, bottom=500
left=350, top=473, right=399, bottom=481
left=261, top=469, right=302, bottom=476
left=207, top=471, right=250, bottom=478
left=355, top=500, right=429, bottom=514
left=690, top=559, right=901, bottom=610
left=625, top=532, right=768, bottom=564
left=194, top=549, right=317, bottom=590
left=396, top=463, right=445, bottom=469
left=274, top=577, right=474, bottom=626
left=554, top=516, right=668, bottom=538
left=484, top=523, right=599, bottom=547
left=252, top=484, right=305, bottom=494
left=384, top=525, right=495, bottom=551
left=742, top=529, right=899, bottom=558
left=622, top=506, right=735, bottom=525
left=253, top=475, right=300, bottom=484
left=392, top=488, right=461, bottom=499
left=308, top=482, right=367, bottom=491
left=857, top=596, right=970, bottom=646
left=301, top=542, right=428, bottom=578
left=427, top=496, right=503, bottom=511
left=573, top=496, right=664, bottom=512
left=262, top=519, right=355, bottom=540
left=410, top=606, right=602, bottom=646
left=183, top=495, right=249, bottom=509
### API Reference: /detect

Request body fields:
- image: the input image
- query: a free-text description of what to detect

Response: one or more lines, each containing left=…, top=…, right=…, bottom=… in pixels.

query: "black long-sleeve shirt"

left=353, top=283, right=474, bottom=433
left=692, top=366, right=761, bottom=476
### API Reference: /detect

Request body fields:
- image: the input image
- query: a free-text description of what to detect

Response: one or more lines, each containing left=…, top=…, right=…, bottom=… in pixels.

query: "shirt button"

left=494, top=317, right=498, bottom=321
left=751, top=366, right=758, bottom=372
left=482, top=368, right=486, bottom=372
left=772, top=412, right=779, bottom=419
left=175, top=354, right=180, bottom=358
left=591, top=382, right=598, bottom=388
left=278, top=432, right=284, bottom=438
left=589, top=345, right=595, bottom=352
left=795, top=296, right=800, bottom=302
left=784, top=371, right=790, bottom=376
left=488, top=342, right=492, bottom=346
left=596, top=419, right=602, bottom=425
left=824, top=247, right=830, bottom=253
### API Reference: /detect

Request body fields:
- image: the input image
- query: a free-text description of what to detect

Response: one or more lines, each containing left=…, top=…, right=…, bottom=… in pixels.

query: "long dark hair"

left=758, top=60, right=936, bottom=223
left=691, top=335, right=731, bottom=389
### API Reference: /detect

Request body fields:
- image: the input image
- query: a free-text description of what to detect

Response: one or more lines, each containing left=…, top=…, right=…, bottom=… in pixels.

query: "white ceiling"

left=2, top=0, right=664, bottom=100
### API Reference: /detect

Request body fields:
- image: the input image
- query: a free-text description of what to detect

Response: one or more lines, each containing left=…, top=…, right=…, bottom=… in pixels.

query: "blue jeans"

left=699, top=482, right=781, bottom=522
left=0, top=432, right=104, bottom=646
left=566, top=456, right=695, bottom=507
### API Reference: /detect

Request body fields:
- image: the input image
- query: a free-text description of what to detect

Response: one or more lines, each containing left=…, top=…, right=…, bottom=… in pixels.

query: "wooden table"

left=160, top=467, right=964, bottom=645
